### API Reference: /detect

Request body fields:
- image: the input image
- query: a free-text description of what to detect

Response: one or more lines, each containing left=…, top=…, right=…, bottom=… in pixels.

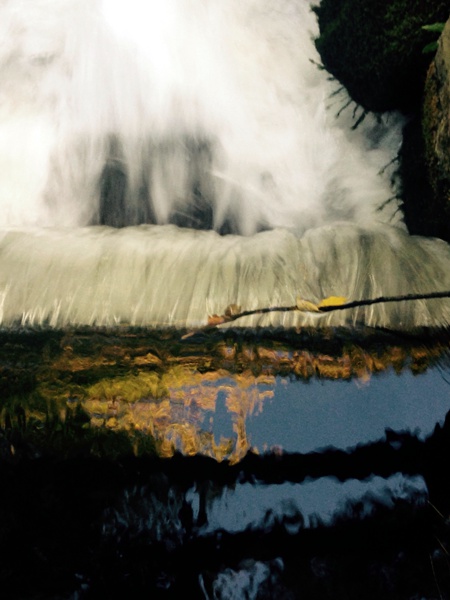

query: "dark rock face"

left=314, top=0, right=450, bottom=113
left=423, top=19, right=450, bottom=239
left=314, top=0, right=450, bottom=241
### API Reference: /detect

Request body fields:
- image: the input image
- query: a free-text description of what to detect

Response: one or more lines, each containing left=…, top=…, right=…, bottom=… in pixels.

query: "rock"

left=422, top=18, right=450, bottom=239
left=314, top=0, right=450, bottom=113
left=314, top=1, right=450, bottom=241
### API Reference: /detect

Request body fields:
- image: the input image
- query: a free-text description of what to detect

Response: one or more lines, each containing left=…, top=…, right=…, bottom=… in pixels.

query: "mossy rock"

left=314, top=0, right=450, bottom=113
left=422, top=19, right=450, bottom=236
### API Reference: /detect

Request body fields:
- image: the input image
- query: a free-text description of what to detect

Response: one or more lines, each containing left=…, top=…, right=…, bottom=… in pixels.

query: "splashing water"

left=1, top=0, right=450, bottom=329
left=0, top=0, right=402, bottom=232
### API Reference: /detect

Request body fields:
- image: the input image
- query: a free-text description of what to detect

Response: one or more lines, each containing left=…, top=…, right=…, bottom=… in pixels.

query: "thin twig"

left=209, top=290, right=450, bottom=327
left=317, top=290, right=450, bottom=313
left=428, top=501, right=447, bottom=521
left=430, top=553, right=444, bottom=600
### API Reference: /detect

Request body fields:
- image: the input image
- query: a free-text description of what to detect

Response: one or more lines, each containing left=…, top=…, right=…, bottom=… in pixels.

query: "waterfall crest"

left=2, top=224, right=450, bottom=329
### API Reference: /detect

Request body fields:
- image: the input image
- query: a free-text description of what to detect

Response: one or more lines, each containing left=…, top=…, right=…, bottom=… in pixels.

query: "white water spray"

left=1, top=0, right=450, bottom=329
left=0, top=0, right=402, bottom=232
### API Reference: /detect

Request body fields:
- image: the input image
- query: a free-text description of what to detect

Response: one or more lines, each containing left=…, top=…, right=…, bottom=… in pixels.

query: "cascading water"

left=1, top=0, right=450, bottom=329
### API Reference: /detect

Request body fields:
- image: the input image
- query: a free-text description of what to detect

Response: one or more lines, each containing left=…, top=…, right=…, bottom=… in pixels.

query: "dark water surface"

left=0, top=327, right=449, bottom=598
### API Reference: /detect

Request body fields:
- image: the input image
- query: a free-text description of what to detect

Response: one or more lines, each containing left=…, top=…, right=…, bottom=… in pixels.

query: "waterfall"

left=1, top=0, right=450, bottom=329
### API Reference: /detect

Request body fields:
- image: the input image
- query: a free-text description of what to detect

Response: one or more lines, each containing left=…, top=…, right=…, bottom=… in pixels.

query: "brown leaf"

left=207, top=314, right=226, bottom=326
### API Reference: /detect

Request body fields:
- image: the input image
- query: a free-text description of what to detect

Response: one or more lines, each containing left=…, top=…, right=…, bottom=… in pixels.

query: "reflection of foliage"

left=1, top=328, right=450, bottom=459
left=86, top=371, right=167, bottom=403
left=101, top=477, right=186, bottom=549
left=1, top=330, right=449, bottom=598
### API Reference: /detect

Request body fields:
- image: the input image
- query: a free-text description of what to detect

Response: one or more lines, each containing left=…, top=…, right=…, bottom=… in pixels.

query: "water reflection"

left=249, top=368, right=450, bottom=454
left=0, top=329, right=449, bottom=598
left=81, top=355, right=450, bottom=461
left=191, top=474, right=427, bottom=533
left=1, top=328, right=450, bottom=461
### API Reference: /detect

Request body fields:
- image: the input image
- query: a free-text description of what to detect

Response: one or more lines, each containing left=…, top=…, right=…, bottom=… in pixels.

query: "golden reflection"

left=82, top=367, right=275, bottom=463
left=1, top=328, right=450, bottom=462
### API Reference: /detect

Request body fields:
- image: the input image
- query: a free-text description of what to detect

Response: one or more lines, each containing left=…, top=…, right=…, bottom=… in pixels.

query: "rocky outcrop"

left=314, top=0, right=450, bottom=241
left=423, top=19, right=450, bottom=238
left=314, top=0, right=450, bottom=113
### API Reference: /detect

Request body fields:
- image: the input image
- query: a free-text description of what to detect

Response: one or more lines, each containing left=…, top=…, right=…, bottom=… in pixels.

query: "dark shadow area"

left=98, top=136, right=126, bottom=227
left=0, top=412, right=449, bottom=598
left=95, top=135, right=268, bottom=234
left=96, top=136, right=228, bottom=232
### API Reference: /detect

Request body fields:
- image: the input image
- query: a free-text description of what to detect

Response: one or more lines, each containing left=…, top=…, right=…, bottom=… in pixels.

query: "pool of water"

left=247, top=367, right=450, bottom=453
left=0, top=327, right=449, bottom=598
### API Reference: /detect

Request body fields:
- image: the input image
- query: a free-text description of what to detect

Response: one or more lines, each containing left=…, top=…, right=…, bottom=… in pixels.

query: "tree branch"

left=206, top=290, right=450, bottom=327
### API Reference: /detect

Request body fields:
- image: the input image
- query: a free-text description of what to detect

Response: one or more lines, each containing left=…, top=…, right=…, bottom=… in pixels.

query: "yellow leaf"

left=318, top=296, right=347, bottom=308
left=296, top=297, right=320, bottom=312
